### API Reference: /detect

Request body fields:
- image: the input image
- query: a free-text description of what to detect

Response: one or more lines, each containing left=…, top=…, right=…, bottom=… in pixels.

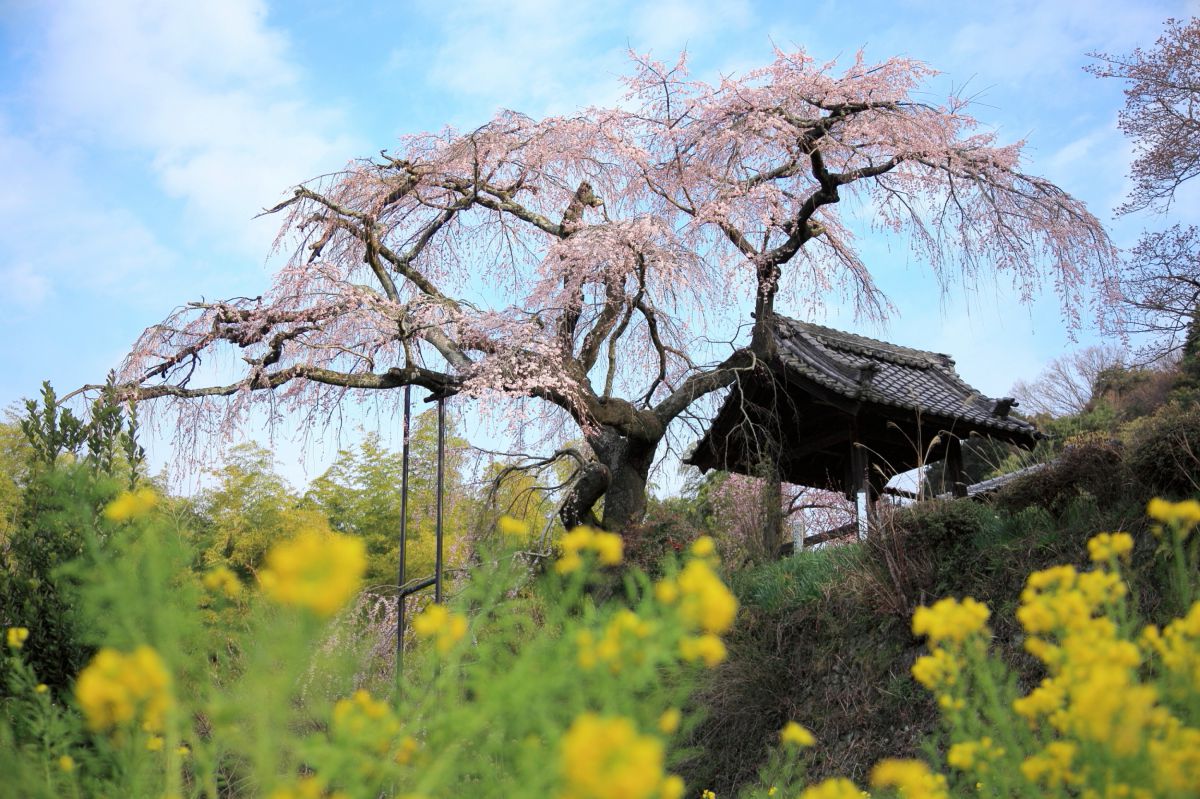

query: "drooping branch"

left=111, top=47, right=1121, bottom=531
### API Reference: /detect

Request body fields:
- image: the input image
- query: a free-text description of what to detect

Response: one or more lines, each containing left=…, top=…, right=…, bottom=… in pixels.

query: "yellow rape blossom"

left=258, top=531, right=366, bottom=617
left=556, top=526, right=624, bottom=574
left=658, top=708, right=681, bottom=735
left=75, top=645, right=173, bottom=733
left=412, top=603, right=468, bottom=654
left=780, top=721, right=816, bottom=747
left=34, top=683, right=48, bottom=694
left=269, top=776, right=336, bottom=799
left=102, top=487, right=158, bottom=522
left=6, top=626, right=29, bottom=649
left=870, top=758, right=949, bottom=799
left=701, top=791, right=716, bottom=799
left=661, top=558, right=738, bottom=635
left=799, top=778, right=864, bottom=799
left=911, top=597, right=990, bottom=645
left=1012, top=677, right=1065, bottom=722
left=1020, top=742, right=1080, bottom=789
left=690, top=536, right=717, bottom=560
left=1142, top=600, right=1200, bottom=695
left=332, top=689, right=402, bottom=756
left=578, top=610, right=654, bottom=673
left=395, top=735, right=419, bottom=765
left=498, top=515, right=531, bottom=538
left=660, top=775, right=685, bottom=799
left=559, top=713, right=677, bottom=799
left=58, top=755, right=74, bottom=773
left=946, top=737, right=1004, bottom=773
left=911, top=648, right=959, bottom=692
left=1147, top=497, right=1200, bottom=529
left=202, top=565, right=243, bottom=599
left=1087, top=532, right=1134, bottom=564
left=679, top=634, right=727, bottom=667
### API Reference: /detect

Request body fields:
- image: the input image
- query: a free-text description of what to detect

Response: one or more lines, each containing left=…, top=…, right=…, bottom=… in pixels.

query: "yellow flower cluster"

left=556, top=526, right=624, bottom=574
left=909, top=597, right=988, bottom=713
left=332, top=690, right=402, bottom=755
left=202, top=565, right=243, bottom=599
left=911, top=597, right=990, bottom=645
left=1087, top=531, right=1134, bottom=564
left=6, top=626, right=29, bottom=649
left=657, top=708, right=681, bottom=735
left=780, top=721, right=815, bottom=748
left=1006, top=544, right=1200, bottom=790
left=1141, top=600, right=1200, bottom=698
left=1147, top=497, right=1200, bottom=530
left=658, top=558, right=737, bottom=634
left=898, top=503, right=1200, bottom=797
left=559, top=713, right=682, bottom=799
left=655, top=545, right=738, bottom=668
left=799, top=778, right=863, bottom=799
left=946, top=737, right=1005, bottom=774
left=499, top=515, right=531, bottom=538
left=869, top=758, right=949, bottom=799
left=577, top=609, right=654, bottom=673
left=102, top=487, right=158, bottom=522
left=678, top=633, right=727, bottom=667
left=1019, top=741, right=1079, bottom=789
left=412, top=603, right=468, bottom=653
left=268, top=776, right=348, bottom=799
left=75, top=645, right=173, bottom=733
left=258, top=531, right=366, bottom=617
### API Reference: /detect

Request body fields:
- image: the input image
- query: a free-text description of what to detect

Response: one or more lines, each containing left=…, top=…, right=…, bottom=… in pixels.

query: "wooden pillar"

left=945, top=434, right=968, bottom=498
left=762, top=469, right=784, bottom=557
left=850, top=436, right=870, bottom=540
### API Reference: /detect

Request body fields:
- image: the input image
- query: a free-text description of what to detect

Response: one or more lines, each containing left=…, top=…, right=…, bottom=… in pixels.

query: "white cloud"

left=0, top=120, right=176, bottom=308
left=0, top=263, right=52, bottom=310
left=31, top=0, right=358, bottom=254
left=629, top=0, right=754, bottom=57
left=401, top=0, right=757, bottom=120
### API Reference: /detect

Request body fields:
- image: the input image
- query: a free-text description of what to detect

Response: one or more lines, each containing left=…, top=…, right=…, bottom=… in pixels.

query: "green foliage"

left=1125, top=403, right=1200, bottom=496
left=191, top=442, right=325, bottom=578
left=729, top=546, right=862, bottom=615
left=994, top=434, right=1128, bottom=515
left=0, top=419, right=30, bottom=544
left=19, top=380, right=145, bottom=484
left=306, top=414, right=472, bottom=587
left=0, top=382, right=144, bottom=695
left=0, top=466, right=121, bottom=693
left=1, top=481, right=727, bottom=799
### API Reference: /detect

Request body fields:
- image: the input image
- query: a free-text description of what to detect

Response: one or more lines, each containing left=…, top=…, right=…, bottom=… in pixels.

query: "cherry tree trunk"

left=561, top=425, right=657, bottom=533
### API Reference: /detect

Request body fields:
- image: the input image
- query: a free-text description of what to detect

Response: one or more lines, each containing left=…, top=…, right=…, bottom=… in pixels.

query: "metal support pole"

left=396, top=385, right=412, bottom=660
left=435, top=397, right=445, bottom=604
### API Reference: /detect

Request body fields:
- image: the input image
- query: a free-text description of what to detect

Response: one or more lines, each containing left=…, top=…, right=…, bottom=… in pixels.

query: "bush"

left=1126, top=403, right=1200, bottom=495
left=2, top=488, right=738, bottom=798
left=994, top=434, right=1127, bottom=515
left=0, top=466, right=120, bottom=693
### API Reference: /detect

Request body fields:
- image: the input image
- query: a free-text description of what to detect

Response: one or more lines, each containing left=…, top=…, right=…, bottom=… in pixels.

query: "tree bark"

left=560, top=424, right=657, bottom=532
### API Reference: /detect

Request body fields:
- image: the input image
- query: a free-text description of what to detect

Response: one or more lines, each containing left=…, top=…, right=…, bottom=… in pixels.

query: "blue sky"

left=0, top=0, right=1196, bottom=488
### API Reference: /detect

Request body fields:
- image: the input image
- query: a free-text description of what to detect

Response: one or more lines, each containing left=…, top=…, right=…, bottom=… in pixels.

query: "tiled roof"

left=771, top=315, right=1038, bottom=439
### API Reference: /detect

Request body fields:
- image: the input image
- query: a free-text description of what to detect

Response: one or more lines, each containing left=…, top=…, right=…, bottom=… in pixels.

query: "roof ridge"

left=772, top=314, right=954, bottom=368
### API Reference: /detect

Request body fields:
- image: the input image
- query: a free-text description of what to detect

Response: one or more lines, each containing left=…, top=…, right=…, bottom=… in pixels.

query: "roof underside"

left=686, top=316, right=1040, bottom=493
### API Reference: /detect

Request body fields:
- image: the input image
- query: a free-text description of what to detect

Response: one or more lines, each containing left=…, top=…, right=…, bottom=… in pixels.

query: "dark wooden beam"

left=945, top=434, right=967, bottom=498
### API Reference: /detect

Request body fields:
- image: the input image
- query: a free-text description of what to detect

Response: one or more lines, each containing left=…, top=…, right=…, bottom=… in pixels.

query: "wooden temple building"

left=685, top=315, right=1041, bottom=543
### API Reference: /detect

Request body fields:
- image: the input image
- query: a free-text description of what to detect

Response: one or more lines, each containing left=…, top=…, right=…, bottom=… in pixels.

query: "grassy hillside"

left=682, top=407, right=1199, bottom=794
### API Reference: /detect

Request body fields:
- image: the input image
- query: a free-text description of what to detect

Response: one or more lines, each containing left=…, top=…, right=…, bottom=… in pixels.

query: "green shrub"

left=1125, top=403, right=1200, bottom=496
left=994, top=434, right=1127, bottom=515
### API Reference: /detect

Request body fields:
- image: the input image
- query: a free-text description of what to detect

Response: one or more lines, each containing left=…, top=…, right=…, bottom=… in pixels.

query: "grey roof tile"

left=770, top=315, right=1038, bottom=438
